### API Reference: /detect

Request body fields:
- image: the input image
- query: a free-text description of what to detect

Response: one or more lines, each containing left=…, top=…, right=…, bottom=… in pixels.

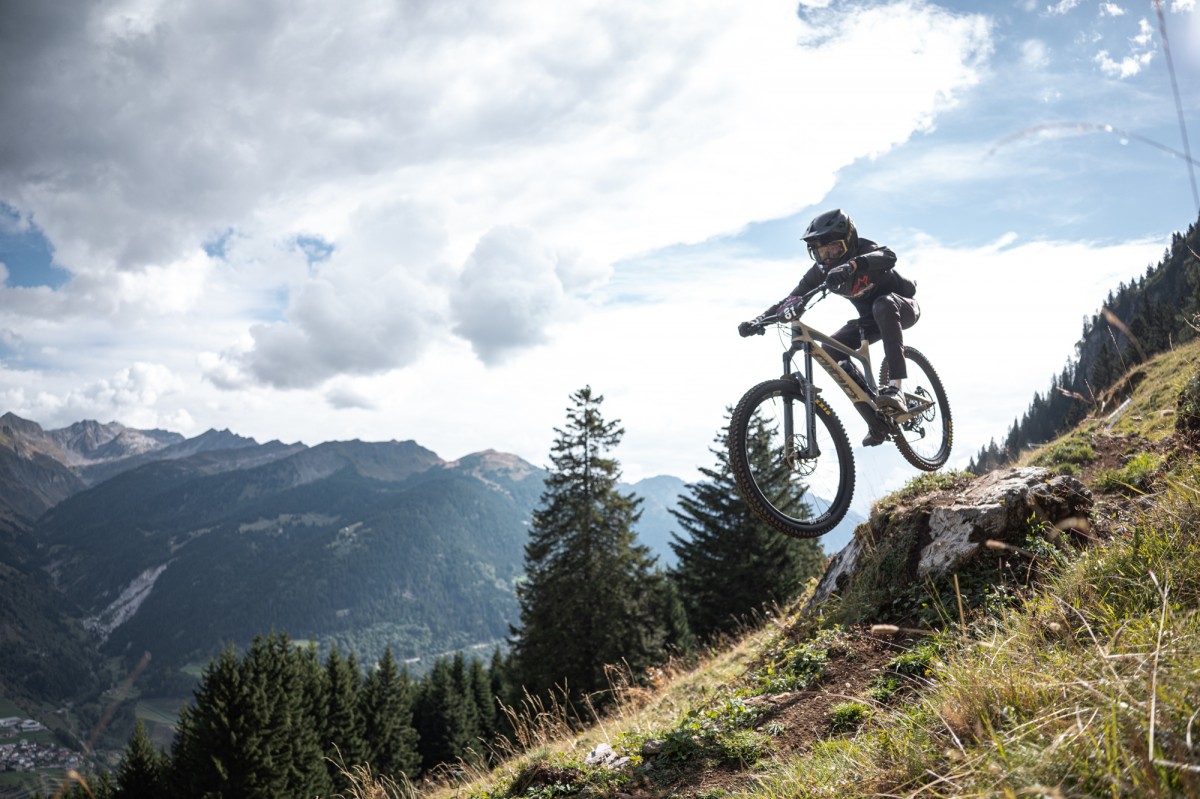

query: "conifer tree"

left=510, top=386, right=666, bottom=702
left=359, top=648, right=420, bottom=780
left=450, top=651, right=482, bottom=749
left=115, top=719, right=167, bottom=799
left=169, top=633, right=332, bottom=799
left=414, top=655, right=474, bottom=770
left=277, top=640, right=333, bottom=799
left=469, top=655, right=499, bottom=745
left=323, top=647, right=365, bottom=790
left=670, top=413, right=825, bottom=642
left=487, top=646, right=515, bottom=742
left=651, top=570, right=697, bottom=656
left=168, top=645, right=245, bottom=797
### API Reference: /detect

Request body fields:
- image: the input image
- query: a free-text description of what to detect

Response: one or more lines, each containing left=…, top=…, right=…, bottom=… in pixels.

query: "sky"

left=2, top=0, right=1199, bottom=520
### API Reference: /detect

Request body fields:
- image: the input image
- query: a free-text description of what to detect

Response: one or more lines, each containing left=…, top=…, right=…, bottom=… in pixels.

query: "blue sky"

left=1, top=0, right=1197, bottom=523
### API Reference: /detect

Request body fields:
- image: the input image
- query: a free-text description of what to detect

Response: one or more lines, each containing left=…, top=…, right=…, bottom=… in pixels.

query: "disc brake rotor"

left=784, top=436, right=818, bottom=477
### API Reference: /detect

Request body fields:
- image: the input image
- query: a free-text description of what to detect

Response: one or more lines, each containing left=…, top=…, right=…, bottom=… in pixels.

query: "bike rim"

left=739, top=388, right=850, bottom=527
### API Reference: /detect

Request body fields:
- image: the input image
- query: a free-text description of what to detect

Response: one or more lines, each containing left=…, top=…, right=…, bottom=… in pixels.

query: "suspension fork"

left=782, top=344, right=820, bottom=461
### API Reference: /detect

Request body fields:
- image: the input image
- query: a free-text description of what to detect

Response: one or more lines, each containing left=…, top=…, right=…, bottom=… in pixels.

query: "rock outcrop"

left=811, top=467, right=1093, bottom=609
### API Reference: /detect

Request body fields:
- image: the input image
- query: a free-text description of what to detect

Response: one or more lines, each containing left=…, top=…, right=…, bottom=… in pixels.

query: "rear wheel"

left=728, top=378, right=855, bottom=538
left=879, top=347, right=952, bottom=471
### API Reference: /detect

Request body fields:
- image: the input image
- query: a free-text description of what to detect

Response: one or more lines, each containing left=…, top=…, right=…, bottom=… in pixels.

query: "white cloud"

left=1095, top=48, right=1154, bottom=77
left=3, top=0, right=992, bottom=391
left=1021, top=39, right=1051, bottom=68
left=55, top=362, right=185, bottom=427
left=12, top=1, right=1127, bottom=496
left=1047, top=0, right=1082, bottom=15
left=450, top=227, right=589, bottom=365
left=1100, top=3, right=1126, bottom=17
left=1094, top=17, right=1156, bottom=77
left=1095, top=18, right=1157, bottom=78
left=1132, top=16, right=1155, bottom=47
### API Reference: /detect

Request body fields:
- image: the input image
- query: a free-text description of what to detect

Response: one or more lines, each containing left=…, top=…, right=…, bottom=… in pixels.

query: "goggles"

left=809, top=238, right=848, bottom=263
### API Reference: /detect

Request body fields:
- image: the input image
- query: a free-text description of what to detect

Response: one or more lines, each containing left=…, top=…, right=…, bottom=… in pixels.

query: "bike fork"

left=783, top=346, right=820, bottom=461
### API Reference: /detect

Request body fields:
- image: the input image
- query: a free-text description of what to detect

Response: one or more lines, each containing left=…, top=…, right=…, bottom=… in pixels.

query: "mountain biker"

left=738, top=208, right=919, bottom=447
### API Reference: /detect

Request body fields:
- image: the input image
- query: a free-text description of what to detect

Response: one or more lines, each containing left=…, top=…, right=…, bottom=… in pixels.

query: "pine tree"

left=669, top=413, right=825, bottom=642
left=114, top=719, right=167, bottom=799
left=510, top=386, right=666, bottom=703
left=274, top=640, right=332, bottom=799
left=451, top=652, right=483, bottom=754
left=168, top=645, right=246, bottom=797
left=168, top=633, right=332, bottom=799
left=487, top=647, right=515, bottom=742
left=414, top=655, right=473, bottom=770
left=649, top=570, right=696, bottom=656
left=1091, top=340, right=1118, bottom=393
left=323, top=647, right=365, bottom=790
left=359, top=648, right=420, bottom=780
left=469, top=655, right=499, bottom=745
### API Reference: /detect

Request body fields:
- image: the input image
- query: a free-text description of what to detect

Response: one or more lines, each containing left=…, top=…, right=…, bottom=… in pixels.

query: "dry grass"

left=740, top=455, right=1200, bottom=798
left=411, top=624, right=774, bottom=799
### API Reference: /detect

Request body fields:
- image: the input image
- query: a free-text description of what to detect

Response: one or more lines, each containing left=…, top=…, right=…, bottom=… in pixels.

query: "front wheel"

left=728, top=379, right=855, bottom=538
left=879, top=347, right=953, bottom=471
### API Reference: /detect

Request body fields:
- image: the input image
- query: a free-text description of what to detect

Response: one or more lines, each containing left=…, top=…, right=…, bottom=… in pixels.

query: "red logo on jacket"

left=847, top=275, right=872, bottom=297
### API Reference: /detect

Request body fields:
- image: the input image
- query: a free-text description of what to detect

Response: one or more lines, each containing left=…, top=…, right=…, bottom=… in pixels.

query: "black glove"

left=738, top=320, right=765, bottom=337
left=825, top=263, right=855, bottom=293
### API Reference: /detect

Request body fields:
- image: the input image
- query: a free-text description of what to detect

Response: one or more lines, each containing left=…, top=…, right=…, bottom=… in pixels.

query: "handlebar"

left=740, top=284, right=828, bottom=335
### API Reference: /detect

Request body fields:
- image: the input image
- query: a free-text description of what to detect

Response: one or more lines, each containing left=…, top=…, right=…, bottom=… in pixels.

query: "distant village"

left=1, top=717, right=82, bottom=774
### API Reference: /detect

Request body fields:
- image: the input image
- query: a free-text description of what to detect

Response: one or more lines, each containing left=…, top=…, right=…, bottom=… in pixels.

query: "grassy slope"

left=383, top=339, right=1200, bottom=799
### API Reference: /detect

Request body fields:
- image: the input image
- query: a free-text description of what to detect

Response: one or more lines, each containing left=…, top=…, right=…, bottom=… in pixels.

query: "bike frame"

left=765, top=287, right=932, bottom=459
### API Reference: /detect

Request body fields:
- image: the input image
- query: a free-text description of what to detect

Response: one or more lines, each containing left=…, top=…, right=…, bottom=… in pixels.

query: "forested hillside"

left=971, top=217, right=1199, bottom=472
left=33, top=441, right=537, bottom=685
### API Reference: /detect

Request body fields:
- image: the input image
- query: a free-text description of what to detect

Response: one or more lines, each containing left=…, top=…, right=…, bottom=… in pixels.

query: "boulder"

left=811, top=467, right=1092, bottom=609
left=584, top=742, right=631, bottom=769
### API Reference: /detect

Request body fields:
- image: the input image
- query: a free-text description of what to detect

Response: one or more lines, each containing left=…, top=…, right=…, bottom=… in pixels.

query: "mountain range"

left=0, top=412, right=688, bottom=708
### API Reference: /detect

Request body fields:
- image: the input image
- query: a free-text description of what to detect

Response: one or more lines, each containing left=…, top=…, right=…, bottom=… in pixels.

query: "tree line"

left=49, top=385, right=825, bottom=798
left=970, top=217, right=1200, bottom=474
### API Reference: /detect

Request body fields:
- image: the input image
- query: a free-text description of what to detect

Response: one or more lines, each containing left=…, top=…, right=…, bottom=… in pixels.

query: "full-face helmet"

left=801, top=209, right=858, bottom=265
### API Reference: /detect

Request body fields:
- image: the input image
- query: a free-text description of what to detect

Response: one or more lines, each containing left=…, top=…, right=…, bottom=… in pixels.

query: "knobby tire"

left=879, top=346, right=953, bottom=471
left=728, top=378, right=855, bottom=538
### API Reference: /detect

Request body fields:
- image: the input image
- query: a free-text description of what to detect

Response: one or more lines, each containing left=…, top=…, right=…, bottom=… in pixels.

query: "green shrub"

left=829, top=701, right=870, bottom=732
left=875, top=470, right=974, bottom=510
left=1094, top=451, right=1163, bottom=493
left=650, top=696, right=768, bottom=766
left=866, top=675, right=902, bottom=704
left=1030, top=437, right=1097, bottom=470
left=749, top=627, right=840, bottom=693
left=885, top=639, right=943, bottom=679
left=1176, top=372, right=1200, bottom=433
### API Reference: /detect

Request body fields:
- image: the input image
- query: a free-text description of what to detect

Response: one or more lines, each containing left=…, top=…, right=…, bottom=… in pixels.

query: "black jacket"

left=789, top=237, right=914, bottom=318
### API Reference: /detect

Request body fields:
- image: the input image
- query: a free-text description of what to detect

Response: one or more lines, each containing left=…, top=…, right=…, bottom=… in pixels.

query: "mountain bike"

left=730, top=282, right=952, bottom=538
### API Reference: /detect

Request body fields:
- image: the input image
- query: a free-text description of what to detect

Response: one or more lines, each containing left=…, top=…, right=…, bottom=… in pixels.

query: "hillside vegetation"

left=971, top=217, right=1199, bottom=473
left=406, top=337, right=1200, bottom=799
